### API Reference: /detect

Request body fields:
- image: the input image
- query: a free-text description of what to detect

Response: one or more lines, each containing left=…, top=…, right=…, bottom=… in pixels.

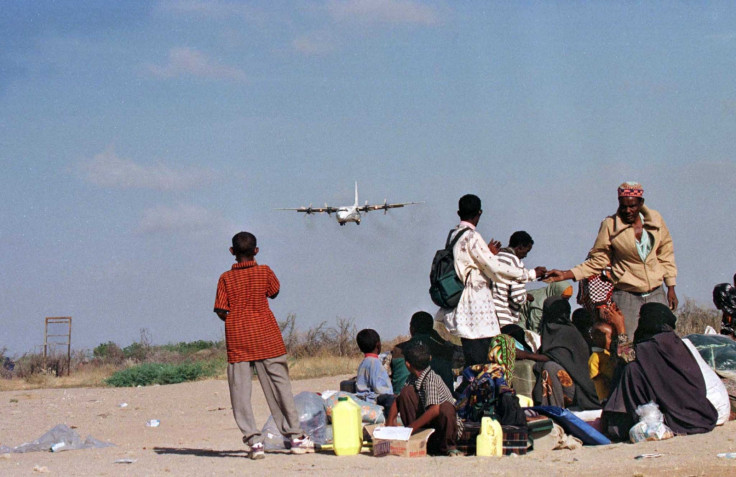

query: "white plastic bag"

left=629, top=402, right=674, bottom=443
left=683, top=338, right=730, bottom=425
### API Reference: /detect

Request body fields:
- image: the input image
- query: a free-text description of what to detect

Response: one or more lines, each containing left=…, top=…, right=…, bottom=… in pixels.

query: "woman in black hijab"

left=602, top=302, right=718, bottom=440
left=531, top=297, right=601, bottom=410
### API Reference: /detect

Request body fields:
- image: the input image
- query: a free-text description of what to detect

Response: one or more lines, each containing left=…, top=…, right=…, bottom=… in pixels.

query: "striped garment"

left=491, top=249, right=528, bottom=328
left=214, top=260, right=286, bottom=363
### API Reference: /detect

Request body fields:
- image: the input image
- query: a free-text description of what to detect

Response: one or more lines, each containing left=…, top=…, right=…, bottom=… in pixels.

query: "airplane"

left=277, top=182, right=422, bottom=226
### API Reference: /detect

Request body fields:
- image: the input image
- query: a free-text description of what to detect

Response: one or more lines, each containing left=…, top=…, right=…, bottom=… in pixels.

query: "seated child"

left=391, top=311, right=456, bottom=393
left=355, top=329, right=395, bottom=416
left=387, top=341, right=462, bottom=456
left=588, top=321, right=616, bottom=402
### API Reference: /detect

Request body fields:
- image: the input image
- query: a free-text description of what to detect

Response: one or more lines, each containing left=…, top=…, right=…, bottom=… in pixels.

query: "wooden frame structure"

left=44, top=317, right=72, bottom=376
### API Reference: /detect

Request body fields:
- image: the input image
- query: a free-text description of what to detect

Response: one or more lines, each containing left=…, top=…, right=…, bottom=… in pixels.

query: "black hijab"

left=633, top=302, right=677, bottom=343
left=605, top=302, right=717, bottom=436
left=539, top=297, right=600, bottom=410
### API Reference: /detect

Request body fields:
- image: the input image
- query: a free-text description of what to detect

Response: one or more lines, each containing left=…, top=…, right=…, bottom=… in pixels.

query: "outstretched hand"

left=544, top=269, right=568, bottom=282
left=534, top=266, right=547, bottom=280
left=488, top=239, right=501, bottom=255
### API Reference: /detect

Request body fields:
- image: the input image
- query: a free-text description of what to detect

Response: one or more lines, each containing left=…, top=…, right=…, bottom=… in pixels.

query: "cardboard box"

left=365, top=425, right=435, bottom=458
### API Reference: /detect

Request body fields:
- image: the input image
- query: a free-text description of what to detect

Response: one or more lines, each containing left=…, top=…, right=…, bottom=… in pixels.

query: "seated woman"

left=531, top=297, right=601, bottom=410
left=601, top=302, right=718, bottom=440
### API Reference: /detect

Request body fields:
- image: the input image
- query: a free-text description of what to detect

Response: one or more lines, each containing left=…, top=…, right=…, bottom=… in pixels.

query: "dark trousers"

left=396, top=385, right=457, bottom=455
left=461, top=337, right=492, bottom=367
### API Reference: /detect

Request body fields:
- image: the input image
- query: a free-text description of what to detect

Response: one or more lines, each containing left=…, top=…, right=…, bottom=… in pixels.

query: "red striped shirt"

left=214, top=261, right=286, bottom=363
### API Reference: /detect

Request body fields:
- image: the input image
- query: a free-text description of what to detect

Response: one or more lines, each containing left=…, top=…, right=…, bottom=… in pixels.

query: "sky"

left=1, top=1, right=735, bottom=355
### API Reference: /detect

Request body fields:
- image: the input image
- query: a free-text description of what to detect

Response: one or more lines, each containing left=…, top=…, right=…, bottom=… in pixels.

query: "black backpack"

left=429, top=228, right=469, bottom=309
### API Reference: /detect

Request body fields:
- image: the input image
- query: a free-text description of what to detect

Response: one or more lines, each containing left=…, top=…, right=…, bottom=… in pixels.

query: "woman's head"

left=634, top=302, right=677, bottom=343
left=542, top=296, right=572, bottom=325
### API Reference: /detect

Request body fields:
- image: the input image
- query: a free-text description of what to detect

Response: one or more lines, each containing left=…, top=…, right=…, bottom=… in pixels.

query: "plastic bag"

left=629, top=402, right=674, bottom=443
left=5, top=424, right=114, bottom=453
left=261, top=391, right=329, bottom=451
left=323, top=391, right=385, bottom=424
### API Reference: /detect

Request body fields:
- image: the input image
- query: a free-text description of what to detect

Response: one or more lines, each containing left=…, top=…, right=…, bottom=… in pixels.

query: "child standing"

left=214, top=232, right=313, bottom=460
left=387, top=341, right=463, bottom=456
left=355, top=329, right=395, bottom=417
left=588, top=321, right=616, bottom=402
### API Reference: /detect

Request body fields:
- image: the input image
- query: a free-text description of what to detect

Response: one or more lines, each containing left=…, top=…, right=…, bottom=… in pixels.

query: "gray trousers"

left=612, top=286, right=668, bottom=336
left=227, top=354, right=302, bottom=446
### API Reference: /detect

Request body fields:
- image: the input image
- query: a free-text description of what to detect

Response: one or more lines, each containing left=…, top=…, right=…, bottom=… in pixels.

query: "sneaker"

left=249, top=442, right=265, bottom=460
left=289, top=435, right=315, bottom=454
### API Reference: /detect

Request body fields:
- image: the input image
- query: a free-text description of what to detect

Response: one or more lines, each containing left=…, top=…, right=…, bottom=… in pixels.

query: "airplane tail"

left=354, top=181, right=359, bottom=207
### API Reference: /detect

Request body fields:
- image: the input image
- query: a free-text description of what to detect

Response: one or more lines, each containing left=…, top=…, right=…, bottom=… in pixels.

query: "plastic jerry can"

left=332, top=396, right=362, bottom=455
left=476, top=416, right=503, bottom=456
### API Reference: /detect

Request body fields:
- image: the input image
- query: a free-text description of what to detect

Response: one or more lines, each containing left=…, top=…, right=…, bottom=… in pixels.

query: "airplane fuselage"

left=336, top=207, right=361, bottom=225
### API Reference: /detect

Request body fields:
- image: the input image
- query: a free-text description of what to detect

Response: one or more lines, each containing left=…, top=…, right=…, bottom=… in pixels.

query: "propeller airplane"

left=278, top=182, right=421, bottom=226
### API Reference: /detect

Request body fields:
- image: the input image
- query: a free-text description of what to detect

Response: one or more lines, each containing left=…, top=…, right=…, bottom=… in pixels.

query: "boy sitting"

left=391, top=311, right=456, bottom=393
left=355, top=329, right=395, bottom=417
left=589, top=321, right=616, bottom=402
left=387, top=341, right=462, bottom=456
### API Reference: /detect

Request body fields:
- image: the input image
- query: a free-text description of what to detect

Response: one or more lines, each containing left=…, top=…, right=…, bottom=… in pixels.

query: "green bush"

left=105, top=360, right=223, bottom=387
left=123, top=342, right=149, bottom=361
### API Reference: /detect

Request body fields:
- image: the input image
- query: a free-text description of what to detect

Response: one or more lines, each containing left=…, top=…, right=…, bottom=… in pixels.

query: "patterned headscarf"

left=487, top=334, right=516, bottom=382
left=618, top=181, right=644, bottom=198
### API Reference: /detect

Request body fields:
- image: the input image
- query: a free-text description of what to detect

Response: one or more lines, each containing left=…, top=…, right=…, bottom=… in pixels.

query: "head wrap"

left=634, top=302, right=677, bottom=343
left=541, top=296, right=572, bottom=325
left=618, top=181, right=644, bottom=198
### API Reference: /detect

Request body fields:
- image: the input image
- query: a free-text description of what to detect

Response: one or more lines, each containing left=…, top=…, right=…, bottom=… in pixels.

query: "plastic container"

left=332, top=396, right=362, bottom=456
left=476, top=416, right=503, bottom=456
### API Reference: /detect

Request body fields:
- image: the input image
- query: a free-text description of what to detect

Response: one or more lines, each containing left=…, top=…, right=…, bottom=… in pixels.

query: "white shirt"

left=436, top=222, right=536, bottom=339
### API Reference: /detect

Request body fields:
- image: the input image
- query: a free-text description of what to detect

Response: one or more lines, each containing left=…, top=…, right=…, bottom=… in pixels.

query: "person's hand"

left=488, top=239, right=501, bottom=255
left=544, top=269, right=568, bottom=282
left=526, top=293, right=534, bottom=303
left=534, top=266, right=547, bottom=280
left=601, top=303, right=626, bottom=335
left=667, top=286, right=678, bottom=310
left=600, top=268, right=613, bottom=283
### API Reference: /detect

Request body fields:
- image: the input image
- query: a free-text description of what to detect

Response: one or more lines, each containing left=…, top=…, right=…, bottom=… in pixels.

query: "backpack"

left=429, top=228, right=469, bottom=309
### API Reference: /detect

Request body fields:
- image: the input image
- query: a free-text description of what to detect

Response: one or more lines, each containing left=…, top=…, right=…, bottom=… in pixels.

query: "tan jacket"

left=571, top=205, right=677, bottom=293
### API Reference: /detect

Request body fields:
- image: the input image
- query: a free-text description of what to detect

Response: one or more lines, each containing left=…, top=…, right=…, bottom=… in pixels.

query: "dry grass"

left=0, top=364, right=119, bottom=391
left=287, top=355, right=362, bottom=381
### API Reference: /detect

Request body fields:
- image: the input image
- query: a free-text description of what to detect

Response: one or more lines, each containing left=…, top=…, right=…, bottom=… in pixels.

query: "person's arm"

left=408, top=404, right=441, bottom=432
left=515, top=349, right=550, bottom=362
left=547, top=220, right=613, bottom=282
left=601, top=304, right=636, bottom=363
left=266, top=266, right=280, bottom=299
left=213, top=276, right=230, bottom=321
left=508, top=281, right=528, bottom=310
left=656, top=218, right=678, bottom=310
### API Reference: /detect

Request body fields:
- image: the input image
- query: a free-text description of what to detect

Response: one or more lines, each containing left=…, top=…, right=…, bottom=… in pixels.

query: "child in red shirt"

left=214, top=231, right=313, bottom=459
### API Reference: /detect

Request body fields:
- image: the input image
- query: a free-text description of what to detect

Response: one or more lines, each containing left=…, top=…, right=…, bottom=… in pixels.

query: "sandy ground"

left=2, top=374, right=736, bottom=476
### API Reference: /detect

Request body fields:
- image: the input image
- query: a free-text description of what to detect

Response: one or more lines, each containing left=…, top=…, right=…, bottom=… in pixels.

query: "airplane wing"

left=276, top=206, right=339, bottom=215
left=358, top=201, right=423, bottom=213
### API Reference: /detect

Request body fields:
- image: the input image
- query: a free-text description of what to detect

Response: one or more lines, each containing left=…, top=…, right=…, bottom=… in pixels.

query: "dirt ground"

left=2, top=374, right=736, bottom=476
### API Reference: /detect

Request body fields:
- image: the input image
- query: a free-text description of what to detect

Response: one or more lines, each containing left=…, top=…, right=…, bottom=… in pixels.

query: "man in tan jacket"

left=546, top=182, right=678, bottom=333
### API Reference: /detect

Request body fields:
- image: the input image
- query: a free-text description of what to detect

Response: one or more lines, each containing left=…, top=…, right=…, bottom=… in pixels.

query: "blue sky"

left=1, top=1, right=735, bottom=355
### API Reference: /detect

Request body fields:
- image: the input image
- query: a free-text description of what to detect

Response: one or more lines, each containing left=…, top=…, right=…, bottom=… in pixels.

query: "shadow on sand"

left=153, top=447, right=249, bottom=458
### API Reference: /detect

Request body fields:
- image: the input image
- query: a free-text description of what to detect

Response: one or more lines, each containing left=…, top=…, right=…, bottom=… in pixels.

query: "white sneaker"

left=289, top=435, right=315, bottom=454
left=249, top=442, right=265, bottom=460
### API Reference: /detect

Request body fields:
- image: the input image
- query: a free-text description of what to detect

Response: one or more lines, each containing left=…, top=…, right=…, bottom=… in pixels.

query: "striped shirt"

left=491, top=249, right=529, bottom=328
left=408, top=367, right=455, bottom=409
left=214, top=261, right=286, bottom=363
